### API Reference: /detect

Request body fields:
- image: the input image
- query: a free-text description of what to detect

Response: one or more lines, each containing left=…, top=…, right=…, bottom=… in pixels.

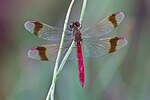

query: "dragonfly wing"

left=82, top=12, right=124, bottom=39
left=24, top=20, right=73, bottom=41
left=82, top=37, right=127, bottom=57
left=28, top=44, right=58, bottom=61
left=28, top=41, right=76, bottom=61
left=50, top=42, right=76, bottom=61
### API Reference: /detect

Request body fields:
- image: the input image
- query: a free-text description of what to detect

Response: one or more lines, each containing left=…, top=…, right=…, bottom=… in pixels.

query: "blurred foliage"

left=0, top=0, right=150, bottom=100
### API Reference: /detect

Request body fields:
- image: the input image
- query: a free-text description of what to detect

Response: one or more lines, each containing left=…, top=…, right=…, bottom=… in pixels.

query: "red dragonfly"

left=24, top=12, right=127, bottom=87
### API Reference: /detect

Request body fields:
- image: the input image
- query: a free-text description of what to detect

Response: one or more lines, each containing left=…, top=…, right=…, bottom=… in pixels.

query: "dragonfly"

left=24, top=12, right=127, bottom=87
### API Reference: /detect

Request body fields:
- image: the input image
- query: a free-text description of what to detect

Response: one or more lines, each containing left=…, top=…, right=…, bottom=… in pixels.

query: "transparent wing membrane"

left=27, top=37, right=127, bottom=61
left=28, top=44, right=58, bottom=61
left=82, top=37, right=127, bottom=57
left=26, top=12, right=127, bottom=62
left=24, top=20, right=73, bottom=41
left=27, top=40, right=76, bottom=61
left=82, top=12, right=124, bottom=39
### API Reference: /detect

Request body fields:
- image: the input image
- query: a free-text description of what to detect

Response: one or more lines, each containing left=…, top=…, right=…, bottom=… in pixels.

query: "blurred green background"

left=0, top=0, right=150, bottom=100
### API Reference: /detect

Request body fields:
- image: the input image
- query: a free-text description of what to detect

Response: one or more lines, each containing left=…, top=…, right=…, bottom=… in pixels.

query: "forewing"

left=82, top=37, right=127, bottom=57
left=24, top=20, right=73, bottom=41
left=82, top=12, right=124, bottom=39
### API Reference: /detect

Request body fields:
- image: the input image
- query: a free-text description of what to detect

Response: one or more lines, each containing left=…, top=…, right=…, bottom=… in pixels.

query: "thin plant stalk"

left=56, top=0, right=88, bottom=81
left=46, top=0, right=75, bottom=100
left=46, top=0, right=88, bottom=99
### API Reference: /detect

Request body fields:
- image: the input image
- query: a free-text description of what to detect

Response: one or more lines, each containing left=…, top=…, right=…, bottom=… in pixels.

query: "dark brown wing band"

left=36, top=46, right=48, bottom=61
left=109, top=37, right=119, bottom=53
left=32, top=21, right=43, bottom=36
left=108, top=13, right=118, bottom=28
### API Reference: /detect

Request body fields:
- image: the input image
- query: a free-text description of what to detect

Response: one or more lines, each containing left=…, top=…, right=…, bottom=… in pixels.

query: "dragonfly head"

left=70, top=21, right=80, bottom=30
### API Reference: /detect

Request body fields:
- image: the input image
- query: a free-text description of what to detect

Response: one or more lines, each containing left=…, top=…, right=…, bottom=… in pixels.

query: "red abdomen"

left=76, top=44, right=84, bottom=87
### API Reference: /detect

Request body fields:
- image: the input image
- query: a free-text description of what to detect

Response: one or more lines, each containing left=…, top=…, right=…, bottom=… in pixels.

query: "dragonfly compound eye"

left=70, top=22, right=74, bottom=29
left=75, top=21, right=80, bottom=27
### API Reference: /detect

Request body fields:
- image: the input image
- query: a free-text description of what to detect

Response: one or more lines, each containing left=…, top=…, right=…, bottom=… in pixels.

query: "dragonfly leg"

left=79, top=24, right=82, bottom=29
